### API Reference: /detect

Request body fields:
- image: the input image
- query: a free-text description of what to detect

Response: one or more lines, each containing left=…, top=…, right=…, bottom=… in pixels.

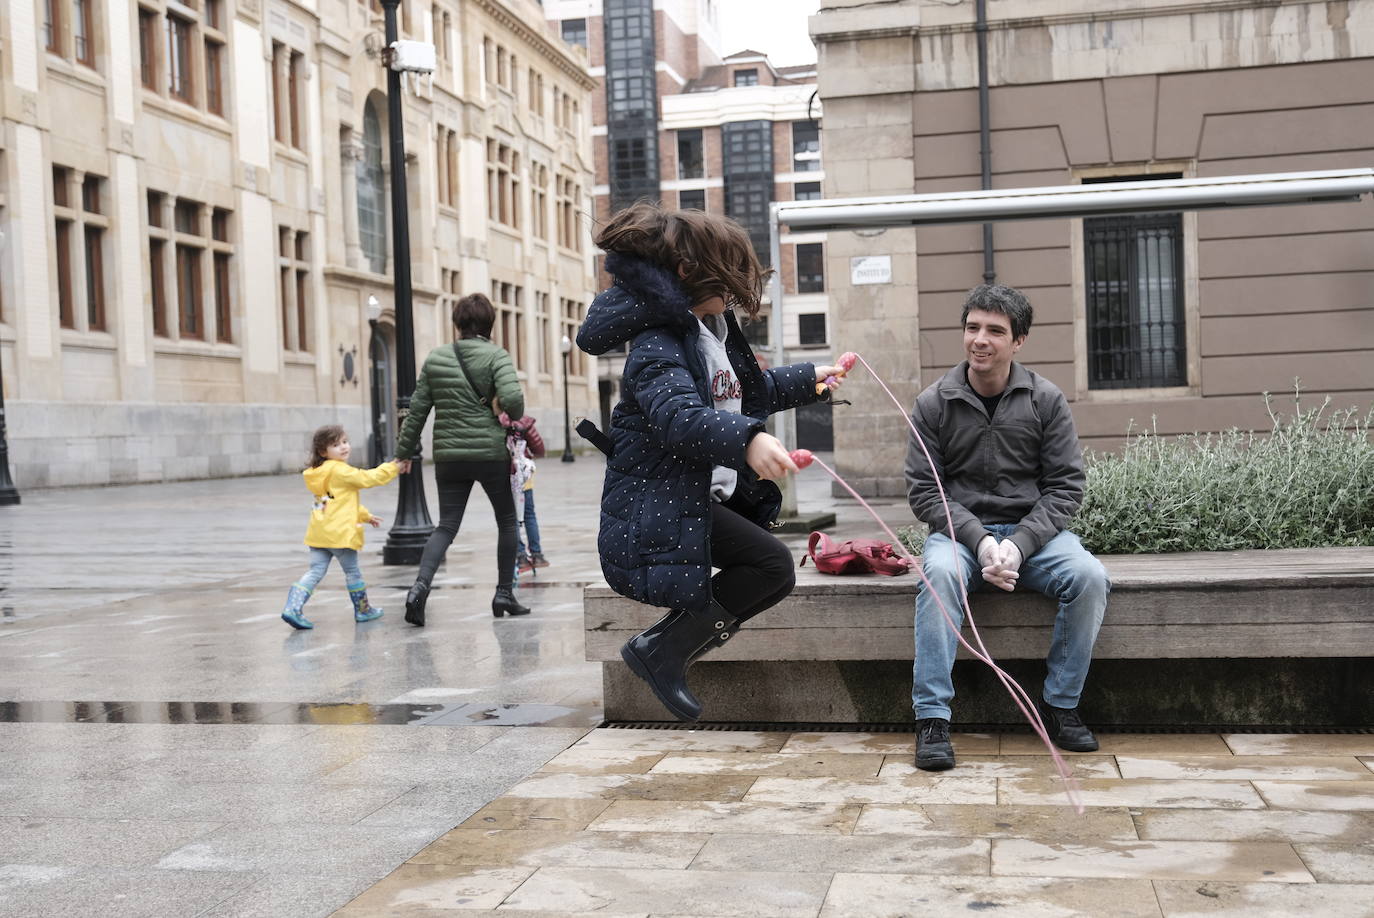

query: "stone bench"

left=584, top=547, right=1374, bottom=727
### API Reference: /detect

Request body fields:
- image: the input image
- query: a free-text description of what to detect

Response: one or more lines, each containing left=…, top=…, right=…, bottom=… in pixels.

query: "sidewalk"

left=3, top=458, right=1370, bottom=916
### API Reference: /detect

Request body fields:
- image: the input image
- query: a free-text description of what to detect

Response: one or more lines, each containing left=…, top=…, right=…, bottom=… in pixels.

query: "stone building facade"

left=0, top=0, right=597, bottom=488
left=544, top=0, right=837, bottom=447
left=810, top=0, right=1374, bottom=495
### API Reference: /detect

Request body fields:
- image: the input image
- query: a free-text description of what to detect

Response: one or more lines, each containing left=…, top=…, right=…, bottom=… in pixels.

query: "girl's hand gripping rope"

left=814, top=352, right=858, bottom=395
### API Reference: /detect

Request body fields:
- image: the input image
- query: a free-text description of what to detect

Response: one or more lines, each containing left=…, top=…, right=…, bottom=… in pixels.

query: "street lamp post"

left=559, top=334, right=575, bottom=463
left=0, top=344, right=20, bottom=506
left=380, top=0, right=434, bottom=564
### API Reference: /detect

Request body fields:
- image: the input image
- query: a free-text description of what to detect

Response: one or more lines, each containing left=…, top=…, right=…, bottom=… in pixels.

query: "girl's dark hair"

left=594, top=202, right=773, bottom=319
left=308, top=425, right=346, bottom=468
left=453, top=293, right=496, bottom=338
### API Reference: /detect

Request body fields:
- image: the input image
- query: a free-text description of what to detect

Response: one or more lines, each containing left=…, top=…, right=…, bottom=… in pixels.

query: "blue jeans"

left=298, top=547, right=364, bottom=590
left=912, top=525, right=1110, bottom=721
left=516, top=489, right=542, bottom=555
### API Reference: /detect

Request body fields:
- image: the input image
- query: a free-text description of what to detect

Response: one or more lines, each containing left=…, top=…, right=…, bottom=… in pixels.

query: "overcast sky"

left=716, top=0, right=822, bottom=67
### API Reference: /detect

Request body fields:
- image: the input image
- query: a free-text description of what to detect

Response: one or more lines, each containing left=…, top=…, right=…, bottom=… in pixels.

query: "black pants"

left=416, top=459, right=517, bottom=589
left=709, top=502, right=796, bottom=623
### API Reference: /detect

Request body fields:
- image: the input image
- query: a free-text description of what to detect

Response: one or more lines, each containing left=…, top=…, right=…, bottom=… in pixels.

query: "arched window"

left=357, top=100, right=388, bottom=274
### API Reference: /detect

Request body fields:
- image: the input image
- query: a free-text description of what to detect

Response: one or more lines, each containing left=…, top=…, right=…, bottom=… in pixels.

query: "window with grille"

left=798, top=313, right=826, bottom=346
left=279, top=226, right=311, bottom=352
left=139, top=0, right=227, bottom=114
left=734, top=69, right=758, bottom=87
left=52, top=168, right=110, bottom=334
left=678, top=189, right=705, bottom=211
left=796, top=243, right=824, bottom=294
left=792, top=121, right=820, bottom=173
left=723, top=120, right=774, bottom=264
left=742, top=316, right=769, bottom=348
left=794, top=181, right=820, bottom=201
left=358, top=101, right=389, bottom=273
left=604, top=0, right=659, bottom=211
left=1083, top=175, right=1186, bottom=390
left=561, top=18, right=587, bottom=48
left=677, top=130, right=704, bottom=180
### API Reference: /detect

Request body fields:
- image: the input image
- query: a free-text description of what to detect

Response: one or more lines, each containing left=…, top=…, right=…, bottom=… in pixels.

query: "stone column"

left=340, top=132, right=365, bottom=270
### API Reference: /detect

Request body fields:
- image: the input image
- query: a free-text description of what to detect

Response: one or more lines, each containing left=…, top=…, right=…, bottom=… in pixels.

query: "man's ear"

left=1012, top=335, right=1026, bottom=353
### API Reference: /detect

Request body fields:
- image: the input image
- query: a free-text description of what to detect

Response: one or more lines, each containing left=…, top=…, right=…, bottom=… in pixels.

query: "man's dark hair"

left=453, top=293, right=496, bottom=338
left=961, top=284, right=1033, bottom=340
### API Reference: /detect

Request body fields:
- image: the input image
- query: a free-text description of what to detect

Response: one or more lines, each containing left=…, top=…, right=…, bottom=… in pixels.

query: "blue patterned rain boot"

left=348, top=582, right=384, bottom=623
left=281, top=583, right=314, bottom=630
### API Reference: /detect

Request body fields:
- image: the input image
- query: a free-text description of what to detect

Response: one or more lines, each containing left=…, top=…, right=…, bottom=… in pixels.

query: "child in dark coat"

left=576, top=203, right=846, bottom=721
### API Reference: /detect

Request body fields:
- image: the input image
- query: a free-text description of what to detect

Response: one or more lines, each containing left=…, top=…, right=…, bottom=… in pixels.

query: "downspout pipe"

left=976, top=0, right=995, bottom=283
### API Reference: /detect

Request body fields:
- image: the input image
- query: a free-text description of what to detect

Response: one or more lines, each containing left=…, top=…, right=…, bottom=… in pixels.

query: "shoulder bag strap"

left=451, top=341, right=495, bottom=407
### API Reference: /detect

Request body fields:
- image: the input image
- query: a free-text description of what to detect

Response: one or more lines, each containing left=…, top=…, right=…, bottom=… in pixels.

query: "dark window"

left=138, top=8, right=158, bottom=89
left=176, top=243, right=203, bottom=338
left=734, top=68, right=758, bottom=87
left=205, top=41, right=224, bottom=115
left=603, top=0, right=660, bottom=210
left=166, top=15, right=193, bottom=102
left=793, top=120, right=820, bottom=172
left=174, top=199, right=199, bottom=235
left=147, top=191, right=164, bottom=227
left=358, top=102, right=389, bottom=273
left=678, top=189, right=705, bottom=211
left=677, top=129, right=704, bottom=180
left=55, top=220, right=74, bottom=329
left=796, top=243, right=824, bottom=293
left=211, top=208, right=229, bottom=242
left=722, top=120, right=773, bottom=264
left=742, top=316, right=768, bottom=347
left=561, top=18, right=587, bottom=47
left=150, top=240, right=168, bottom=337
left=213, top=252, right=231, bottom=342
left=52, top=167, right=69, bottom=208
left=74, top=0, right=95, bottom=66
left=84, top=225, right=105, bottom=330
left=44, top=0, right=61, bottom=53
left=798, top=313, right=826, bottom=346
left=1084, top=174, right=1186, bottom=390
left=794, top=181, right=821, bottom=201
left=289, top=52, right=304, bottom=148
left=205, top=0, right=222, bottom=29
left=81, top=175, right=101, bottom=213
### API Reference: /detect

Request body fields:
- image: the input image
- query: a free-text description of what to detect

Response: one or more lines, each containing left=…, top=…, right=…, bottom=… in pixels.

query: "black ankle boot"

left=620, top=600, right=738, bottom=722
left=492, top=585, right=530, bottom=617
left=1037, top=700, right=1099, bottom=752
left=404, top=582, right=430, bottom=627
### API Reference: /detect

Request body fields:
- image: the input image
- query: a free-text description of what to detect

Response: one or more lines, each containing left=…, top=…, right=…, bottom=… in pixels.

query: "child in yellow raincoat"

left=281, top=425, right=410, bottom=630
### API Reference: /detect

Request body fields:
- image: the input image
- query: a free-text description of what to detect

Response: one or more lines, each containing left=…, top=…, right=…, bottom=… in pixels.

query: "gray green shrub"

left=898, top=389, right=1374, bottom=555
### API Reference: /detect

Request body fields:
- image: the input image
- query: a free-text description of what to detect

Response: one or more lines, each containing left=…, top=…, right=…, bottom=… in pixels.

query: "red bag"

left=800, top=531, right=912, bottom=576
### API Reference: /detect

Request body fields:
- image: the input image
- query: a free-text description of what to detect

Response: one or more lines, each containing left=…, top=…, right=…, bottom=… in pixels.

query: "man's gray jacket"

left=905, top=361, right=1085, bottom=562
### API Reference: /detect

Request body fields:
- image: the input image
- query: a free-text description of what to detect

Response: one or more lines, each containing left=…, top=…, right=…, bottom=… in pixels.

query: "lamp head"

left=366, top=295, right=382, bottom=323
left=560, top=335, right=572, bottom=355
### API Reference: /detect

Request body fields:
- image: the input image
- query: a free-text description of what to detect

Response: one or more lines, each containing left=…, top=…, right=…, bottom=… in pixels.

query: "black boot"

left=620, top=601, right=738, bottom=723
left=1037, top=699, right=1100, bottom=752
left=688, top=620, right=740, bottom=665
left=492, top=585, right=530, bottom=617
left=404, top=582, right=430, bottom=627
left=915, top=717, right=956, bottom=771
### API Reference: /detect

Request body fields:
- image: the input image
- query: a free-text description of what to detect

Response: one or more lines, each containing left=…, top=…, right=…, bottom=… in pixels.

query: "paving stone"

left=572, top=728, right=791, bottom=753
left=498, top=866, right=832, bottom=916
left=999, top=778, right=1267, bottom=809
left=818, top=873, right=1162, bottom=917
left=337, top=864, right=535, bottom=911
left=409, top=828, right=708, bottom=869
left=690, top=832, right=990, bottom=876
left=503, top=772, right=758, bottom=801
left=999, top=733, right=1233, bottom=755
left=1291, top=843, right=1374, bottom=883
left=650, top=751, right=886, bottom=777
left=992, top=838, right=1314, bottom=882
left=854, top=803, right=1139, bottom=840
left=880, top=754, right=1120, bottom=779
left=536, top=748, right=666, bottom=775
left=0, top=816, right=222, bottom=869
left=779, top=731, right=999, bottom=756
left=745, top=775, right=998, bottom=805
left=1134, top=807, right=1374, bottom=845
left=458, top=797, right=614, bottom=831
left=1115, top=754, right=1374, bottom=781
left=588, top=800, right=862, bottom=835
left=154, top=823, right=441, bottom=876
left=196, top=874, right=376, bottom=918
left=1222, top=734, right=1374, bottom=756
left=0, top=865, right=256, bottom=918
left=1153, top=880, right=1374, bottom=917
left=1253, top=781, right=1374, bottom=811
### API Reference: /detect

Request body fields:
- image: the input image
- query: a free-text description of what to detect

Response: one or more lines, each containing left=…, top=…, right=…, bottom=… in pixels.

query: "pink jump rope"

left=793, top=352, right=1084, bottom=812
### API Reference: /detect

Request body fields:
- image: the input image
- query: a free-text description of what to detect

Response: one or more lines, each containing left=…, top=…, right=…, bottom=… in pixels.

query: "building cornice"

left=474, top=0, right=599, bottom=90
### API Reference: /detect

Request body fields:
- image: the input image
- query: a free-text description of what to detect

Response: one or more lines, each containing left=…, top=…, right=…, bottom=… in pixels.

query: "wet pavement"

left=7, top=456, right=1368, bottom=916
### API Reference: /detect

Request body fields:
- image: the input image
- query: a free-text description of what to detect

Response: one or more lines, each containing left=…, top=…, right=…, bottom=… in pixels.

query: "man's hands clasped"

left=977, top=535, right=1023, bottom=592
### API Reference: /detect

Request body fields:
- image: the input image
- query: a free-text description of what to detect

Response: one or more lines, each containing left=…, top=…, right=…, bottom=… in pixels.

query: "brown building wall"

left=909, top=58, right=1374, bottom=451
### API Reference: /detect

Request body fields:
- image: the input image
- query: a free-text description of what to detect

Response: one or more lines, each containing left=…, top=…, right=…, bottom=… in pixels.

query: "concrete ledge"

left=585, top=547, right=1374, bottom=724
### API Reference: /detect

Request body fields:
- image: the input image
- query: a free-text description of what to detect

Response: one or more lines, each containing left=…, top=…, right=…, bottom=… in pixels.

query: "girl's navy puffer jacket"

left=576, top=254, right=821, bottom=614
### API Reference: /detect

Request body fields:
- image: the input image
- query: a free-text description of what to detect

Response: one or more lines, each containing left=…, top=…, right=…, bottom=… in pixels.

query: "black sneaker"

left=1037, top=700, right=1099, bottom=752
left=915, top=717, right=956, bottom=771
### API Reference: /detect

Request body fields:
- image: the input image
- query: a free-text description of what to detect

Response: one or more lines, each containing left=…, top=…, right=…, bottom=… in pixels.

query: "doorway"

left=369, top=323, right=396, bottom=466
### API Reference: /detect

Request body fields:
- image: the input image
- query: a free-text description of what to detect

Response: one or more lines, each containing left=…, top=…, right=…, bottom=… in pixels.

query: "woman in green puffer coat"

left=395, top=293, right=529, bottom=623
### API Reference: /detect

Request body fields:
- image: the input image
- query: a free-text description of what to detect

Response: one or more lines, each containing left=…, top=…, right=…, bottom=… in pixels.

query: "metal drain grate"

left=603, top=720, right=1374, bottom=734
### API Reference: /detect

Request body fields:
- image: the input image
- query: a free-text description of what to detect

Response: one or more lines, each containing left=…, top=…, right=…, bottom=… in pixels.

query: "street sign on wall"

left=850, top=255, right=892, bottom=285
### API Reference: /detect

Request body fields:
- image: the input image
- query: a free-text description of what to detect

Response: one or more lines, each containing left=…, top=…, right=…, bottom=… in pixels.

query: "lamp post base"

left=382, top=462, right=434, bottom=566
left=561, top=450, right=575, bottom=463
left=382, top=527, right=430, bottom=565
left=0, top=488, right=18, bottom=506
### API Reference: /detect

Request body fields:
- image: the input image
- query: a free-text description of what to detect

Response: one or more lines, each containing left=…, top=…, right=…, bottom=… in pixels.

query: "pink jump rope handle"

left=814, top=352, right=860, bottom=395
left=789, top=449, right=814, bottom=470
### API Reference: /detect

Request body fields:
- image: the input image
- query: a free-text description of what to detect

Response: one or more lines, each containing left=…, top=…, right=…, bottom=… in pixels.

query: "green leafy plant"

left=898, top=387, right=1374, bottom=555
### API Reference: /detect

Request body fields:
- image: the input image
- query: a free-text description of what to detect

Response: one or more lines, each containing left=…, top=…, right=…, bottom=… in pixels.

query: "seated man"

left=905, top=283, right=1110, bottom=771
